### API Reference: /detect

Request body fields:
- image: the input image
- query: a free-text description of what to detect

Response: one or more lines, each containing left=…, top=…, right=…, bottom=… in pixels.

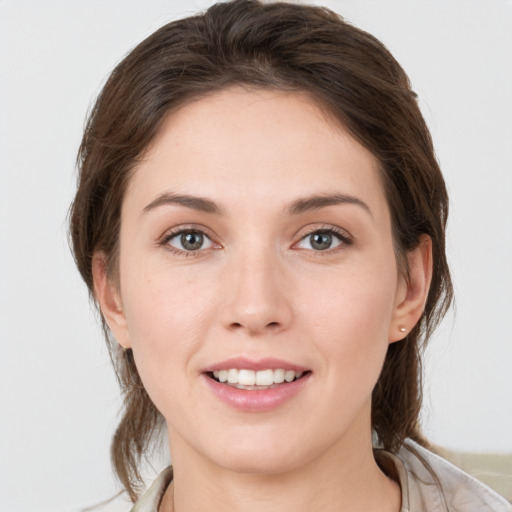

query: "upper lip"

left=201, top=357, right=310, bottom=373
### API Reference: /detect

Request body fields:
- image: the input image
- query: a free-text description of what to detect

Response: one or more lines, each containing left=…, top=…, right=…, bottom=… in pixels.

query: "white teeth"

left=227, top=368, right=238, bottom=384
left=211, top=368, right=305, bottom=386
left=284, top=370, right=295, bottom=383
left=238, top=369, right=256, bottom=386
left=256, top=369, right=274, bottom=386
left=273, top=368, right=285, bottom=383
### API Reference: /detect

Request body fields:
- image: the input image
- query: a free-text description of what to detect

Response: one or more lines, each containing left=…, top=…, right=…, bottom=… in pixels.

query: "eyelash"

left=159, top=227, right=219, bottom=257
left=294, top=227, right=353, bottom=254
left=159, top=226, right=353, bottom=256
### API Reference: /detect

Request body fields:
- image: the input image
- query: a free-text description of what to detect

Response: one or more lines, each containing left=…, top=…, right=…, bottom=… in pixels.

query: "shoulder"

left=81, top=493, right=133, bottom=512
left=92, top=467, right=173, bottom=512
left=91, top=499, right=133, bottom=512
left=130, top=466, right=173, bottom=512
left=393, top=439, right=512, bottom=512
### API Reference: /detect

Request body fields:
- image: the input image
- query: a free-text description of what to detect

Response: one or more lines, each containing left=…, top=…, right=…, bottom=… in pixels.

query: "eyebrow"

left=142, top=193, right=223, bottom=216
left=287, top=193, right=372, bottom=217
left=142, top=191, right=371, bottom=218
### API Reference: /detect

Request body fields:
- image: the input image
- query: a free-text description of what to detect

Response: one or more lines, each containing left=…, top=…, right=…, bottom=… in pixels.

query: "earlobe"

left=389, top=235, right=433, bottom=343
left=92, top=252, right=132, bottom=349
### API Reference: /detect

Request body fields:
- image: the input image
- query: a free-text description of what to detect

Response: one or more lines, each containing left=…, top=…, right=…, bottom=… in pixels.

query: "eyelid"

left=292, top=225, right=353, bottom=252
left=159, top=224, right=222, bottom=255
left=158, top=223, right=351, bottom=255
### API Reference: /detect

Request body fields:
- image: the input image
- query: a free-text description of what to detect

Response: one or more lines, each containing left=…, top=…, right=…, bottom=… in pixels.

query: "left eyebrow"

left=142, top=192, right=224, bottom=216
left=287, top=193, right=372, bottom=217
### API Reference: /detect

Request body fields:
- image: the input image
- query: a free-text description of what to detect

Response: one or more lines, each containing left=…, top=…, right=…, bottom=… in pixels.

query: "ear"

left=389, top=234, right=433, bottom=343
left=92, top=252, right=132, bottom=349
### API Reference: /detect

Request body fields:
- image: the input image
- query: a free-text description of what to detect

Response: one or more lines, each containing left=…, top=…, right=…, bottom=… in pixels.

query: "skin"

left=93, top=87, right=432, bottom=512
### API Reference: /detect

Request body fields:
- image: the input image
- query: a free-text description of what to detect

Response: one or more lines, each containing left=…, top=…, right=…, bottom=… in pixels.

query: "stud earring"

left=399, top=327, right=407, bottom=333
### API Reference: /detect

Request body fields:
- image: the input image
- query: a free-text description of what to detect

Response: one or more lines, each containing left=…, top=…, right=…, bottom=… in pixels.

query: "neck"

left=161, top=416, right=400, bottom=512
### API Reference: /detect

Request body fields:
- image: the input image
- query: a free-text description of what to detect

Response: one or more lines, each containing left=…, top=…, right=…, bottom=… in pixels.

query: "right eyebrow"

left=287, top=193, right=372, bottom=218
left=142, top=192, right=223, bottom=216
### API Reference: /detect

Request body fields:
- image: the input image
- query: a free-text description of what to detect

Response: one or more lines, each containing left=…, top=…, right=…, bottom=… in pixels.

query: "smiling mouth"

left=207, top=368, right=310, bottom=390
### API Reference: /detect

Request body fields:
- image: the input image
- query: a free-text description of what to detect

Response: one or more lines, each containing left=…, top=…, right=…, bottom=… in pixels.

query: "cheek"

left=302, top=259, right=397, bottom=331
left=298, top=260, right=398, bottom=374
left=118, top=262, right=218, bottom=401
left=122, top=259, right=215, bottom=340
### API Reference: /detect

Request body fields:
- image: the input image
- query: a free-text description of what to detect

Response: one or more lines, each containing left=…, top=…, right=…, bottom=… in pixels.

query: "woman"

left=69, top=1, right=511, bottom=510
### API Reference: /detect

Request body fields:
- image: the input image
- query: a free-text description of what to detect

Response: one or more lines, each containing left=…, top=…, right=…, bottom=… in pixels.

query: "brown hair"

left=70, top=0, right=453, bottom=501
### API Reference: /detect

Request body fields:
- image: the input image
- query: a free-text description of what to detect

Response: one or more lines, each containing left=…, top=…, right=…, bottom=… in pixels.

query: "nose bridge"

left=221, top=241, right=292, bottom=334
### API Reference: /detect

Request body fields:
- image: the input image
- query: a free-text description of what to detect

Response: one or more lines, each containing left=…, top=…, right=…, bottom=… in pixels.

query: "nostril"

left=227, top=321, right=283, bottom=334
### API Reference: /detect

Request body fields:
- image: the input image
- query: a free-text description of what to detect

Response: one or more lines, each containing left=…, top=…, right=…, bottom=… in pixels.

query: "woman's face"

left=100, top=87, right=415, bottom=474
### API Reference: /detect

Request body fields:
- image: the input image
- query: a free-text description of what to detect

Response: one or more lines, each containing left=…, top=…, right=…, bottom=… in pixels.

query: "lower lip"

left=202, top=373, right=311, bottom=412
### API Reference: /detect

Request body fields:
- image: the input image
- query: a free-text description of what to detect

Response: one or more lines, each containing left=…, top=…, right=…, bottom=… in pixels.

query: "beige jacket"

left=130, top=439, right=511, bottom=512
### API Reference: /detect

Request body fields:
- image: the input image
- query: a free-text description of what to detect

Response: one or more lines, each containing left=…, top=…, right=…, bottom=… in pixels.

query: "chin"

left=216, top=450, right=303, bottom=475
left=205, top=432, right=312, bottom=475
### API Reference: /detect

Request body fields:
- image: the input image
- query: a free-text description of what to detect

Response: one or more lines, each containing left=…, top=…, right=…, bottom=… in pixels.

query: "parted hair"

left=70, top=0, right=453, bottom=501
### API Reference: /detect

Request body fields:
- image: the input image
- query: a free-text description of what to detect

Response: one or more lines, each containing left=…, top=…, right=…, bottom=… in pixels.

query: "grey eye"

left=310, top=232, right=333, bottom=250
left=181, top=232, right=203, bottom=251
left=297, top=230, right=343, bottom=251
left=168, top=231, right=213, bottom=252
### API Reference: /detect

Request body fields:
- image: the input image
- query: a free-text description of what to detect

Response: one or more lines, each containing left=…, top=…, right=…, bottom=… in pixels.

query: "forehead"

left=125, top=87, right=387, bottom=218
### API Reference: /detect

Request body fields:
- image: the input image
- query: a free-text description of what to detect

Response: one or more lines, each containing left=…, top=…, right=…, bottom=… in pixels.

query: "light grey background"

left=1, top=1, right=511, bottom=511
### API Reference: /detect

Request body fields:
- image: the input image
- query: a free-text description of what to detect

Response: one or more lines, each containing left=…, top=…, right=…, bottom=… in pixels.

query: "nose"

left=220, top=250, right=293, bottom=336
